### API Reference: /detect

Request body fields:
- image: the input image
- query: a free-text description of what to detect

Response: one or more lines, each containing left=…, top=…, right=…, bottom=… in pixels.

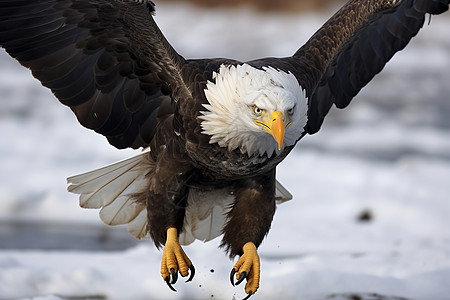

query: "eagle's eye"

left=287, top=106, right=295, bottom=115
left=253, top=105, right=263, bottom=116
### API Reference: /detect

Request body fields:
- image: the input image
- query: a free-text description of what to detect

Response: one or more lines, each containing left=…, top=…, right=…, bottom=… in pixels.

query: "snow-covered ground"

left=1, top=3, right=450, bottom=300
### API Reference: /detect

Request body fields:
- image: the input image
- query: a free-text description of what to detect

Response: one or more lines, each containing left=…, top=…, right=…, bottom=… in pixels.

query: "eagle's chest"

left=186, top=141, right=292, bottom=181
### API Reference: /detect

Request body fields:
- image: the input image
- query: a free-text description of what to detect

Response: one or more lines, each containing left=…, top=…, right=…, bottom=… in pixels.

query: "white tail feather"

left=127, top=210, right=150, bottom=239
left=179, top=180, right=292, bottom=245
left=78, top=167, right=144, bottom=209
left=180, top=187, right=234, bottom=245
left=67, top=152, right=145, bottom=187
left=68, top=148, right=293, bottom=243
left=67, top=149, right=151, bottom=239
left=98, top=177, right=146, bottom=225
left=275, top=180, right=292, bottom=204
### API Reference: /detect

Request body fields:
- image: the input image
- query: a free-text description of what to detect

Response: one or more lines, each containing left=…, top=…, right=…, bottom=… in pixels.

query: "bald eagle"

left=1, top=0, right=449, bottom=298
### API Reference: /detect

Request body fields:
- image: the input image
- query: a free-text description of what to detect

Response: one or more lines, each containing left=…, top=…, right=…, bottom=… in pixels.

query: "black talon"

left=185, top=264, right=195, bottom=283
left=165, top=276, right=177, bottom=292
left=230, top=268, right=236, bottom=286
left=242, top=291, right=253, bottom=300
left=170, top=268, right=178, bottom=284
left=235, top=271, right=247, bottom=286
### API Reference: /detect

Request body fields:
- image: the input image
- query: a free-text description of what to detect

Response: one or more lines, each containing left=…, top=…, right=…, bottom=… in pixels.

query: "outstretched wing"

left=258, top=0, right=448, bottom=135
left=301, top=0, right=449, bottom=134
left=0, top=0, right=190, bottom=149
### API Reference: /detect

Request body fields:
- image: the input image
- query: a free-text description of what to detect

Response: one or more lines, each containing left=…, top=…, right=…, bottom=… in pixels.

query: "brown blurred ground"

left=162, top=0, right=345, bottom=12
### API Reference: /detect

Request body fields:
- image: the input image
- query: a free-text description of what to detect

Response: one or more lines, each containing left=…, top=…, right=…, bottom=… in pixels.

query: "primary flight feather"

left=0, top=0, right=449, bottom=298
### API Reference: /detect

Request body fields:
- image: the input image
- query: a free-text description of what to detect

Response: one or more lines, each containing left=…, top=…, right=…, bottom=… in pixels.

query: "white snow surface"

left=1, top=3, right=450, bottom=300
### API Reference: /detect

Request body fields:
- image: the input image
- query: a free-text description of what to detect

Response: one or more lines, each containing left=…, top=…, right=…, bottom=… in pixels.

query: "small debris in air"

left=357, top=209, right=373, bottom=222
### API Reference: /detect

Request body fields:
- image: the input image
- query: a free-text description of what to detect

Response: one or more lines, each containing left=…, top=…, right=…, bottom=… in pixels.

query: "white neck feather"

left=200, top=63, right=308, bottom=157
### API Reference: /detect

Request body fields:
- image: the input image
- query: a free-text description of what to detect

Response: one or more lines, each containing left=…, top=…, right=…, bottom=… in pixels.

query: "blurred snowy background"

left=0, top=1, right=450, bottom=300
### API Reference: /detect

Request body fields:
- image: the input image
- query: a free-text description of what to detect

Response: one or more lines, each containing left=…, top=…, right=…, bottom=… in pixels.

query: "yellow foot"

left=230, top=242, right=260, bottom=300
left=161, top=227, right=195, bottom=292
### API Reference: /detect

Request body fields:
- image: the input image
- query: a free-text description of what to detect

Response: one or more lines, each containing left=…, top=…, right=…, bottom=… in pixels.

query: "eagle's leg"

left=145, top=143, right=195, bottom=291
left=221, top=169, right=276, bottom=298
left=161, top=227, right=195, bottom=291
left=230, top=241, right=260, bottom=298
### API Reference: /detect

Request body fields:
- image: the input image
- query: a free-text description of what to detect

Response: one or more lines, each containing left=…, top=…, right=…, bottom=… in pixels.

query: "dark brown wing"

left=253, top=0, right=449, bottom=135
left=0, top=0, right=190, bottom=149
left=301, top=0, right=450, bottom=134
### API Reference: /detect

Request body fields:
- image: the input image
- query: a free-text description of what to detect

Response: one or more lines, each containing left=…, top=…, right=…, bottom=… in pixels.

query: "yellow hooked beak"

left=255, top=110, right=286, bottom=151
left=271, top=111, right=285, bottom=150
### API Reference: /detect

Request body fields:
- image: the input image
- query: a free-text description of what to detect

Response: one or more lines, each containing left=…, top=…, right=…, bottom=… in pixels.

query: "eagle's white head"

left=200, top=64, right=308, bottom=157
